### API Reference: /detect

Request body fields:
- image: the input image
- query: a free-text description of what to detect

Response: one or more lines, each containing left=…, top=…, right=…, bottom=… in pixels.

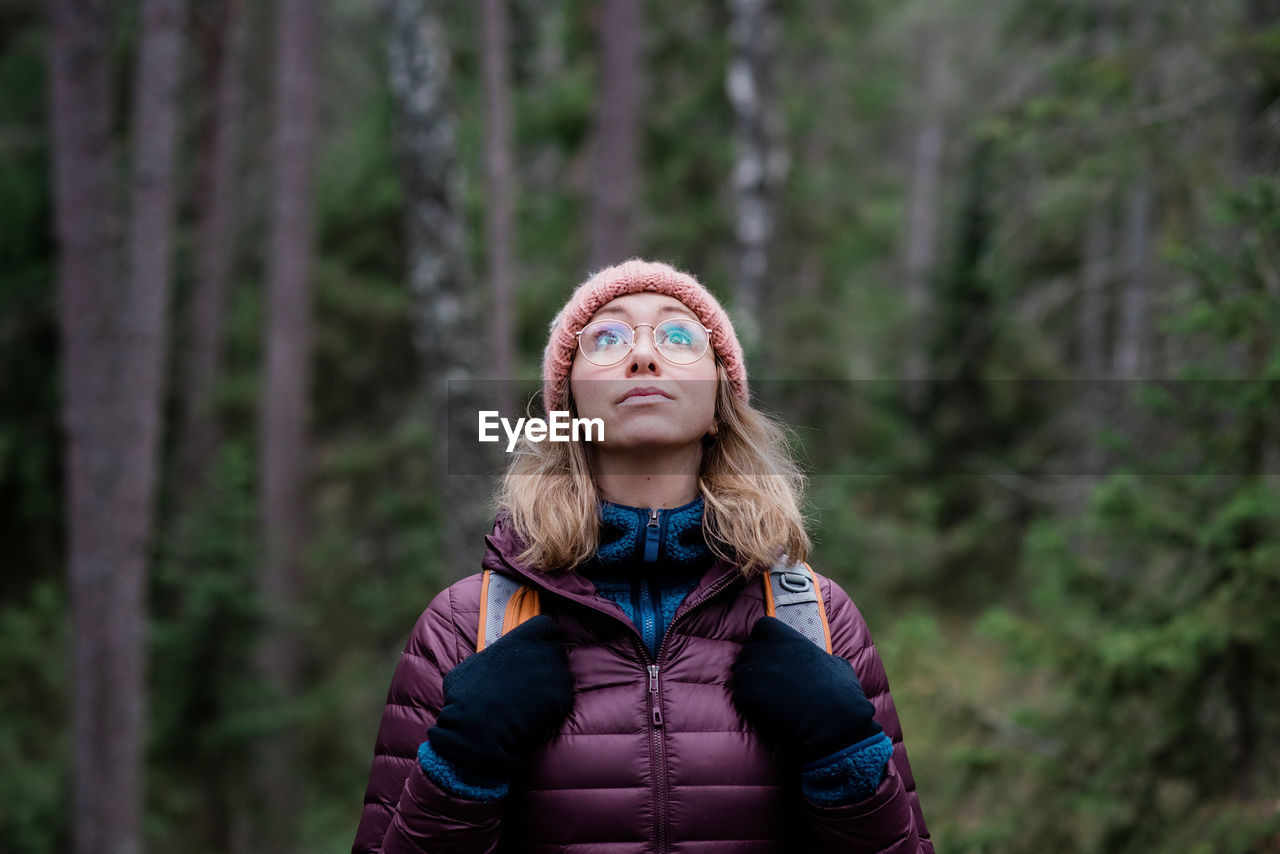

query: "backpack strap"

left=478, top=560, right=833, bottom=655
left=477, top=568, right=541, bottom=652
left=762, top=558, right=833, bottom=653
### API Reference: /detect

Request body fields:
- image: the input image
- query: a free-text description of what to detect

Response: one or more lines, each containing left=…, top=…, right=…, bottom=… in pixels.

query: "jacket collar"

left=481, top=506, right=745, bottom=616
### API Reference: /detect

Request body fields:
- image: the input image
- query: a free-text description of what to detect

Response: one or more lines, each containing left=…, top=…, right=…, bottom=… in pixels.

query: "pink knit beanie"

left=541, top=259, right=749, bottom=413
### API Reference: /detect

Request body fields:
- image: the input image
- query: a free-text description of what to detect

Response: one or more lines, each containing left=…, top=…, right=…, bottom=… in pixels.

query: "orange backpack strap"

left=761, top=558, right=833, bottom=653
left=478, top=568, right=541, bottom=652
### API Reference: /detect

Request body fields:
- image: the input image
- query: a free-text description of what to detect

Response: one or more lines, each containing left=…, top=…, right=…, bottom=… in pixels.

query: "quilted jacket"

left=352, top=506, right=934, bottom=852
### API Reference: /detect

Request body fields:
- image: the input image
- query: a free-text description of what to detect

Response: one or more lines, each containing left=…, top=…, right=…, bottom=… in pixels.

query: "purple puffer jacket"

left=352, top=510, right=934, bottom=853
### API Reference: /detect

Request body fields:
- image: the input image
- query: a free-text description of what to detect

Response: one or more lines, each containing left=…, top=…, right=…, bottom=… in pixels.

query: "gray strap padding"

left=482, top=570, right=522, bottom=649
left=765, top=560, right=829, bottom=651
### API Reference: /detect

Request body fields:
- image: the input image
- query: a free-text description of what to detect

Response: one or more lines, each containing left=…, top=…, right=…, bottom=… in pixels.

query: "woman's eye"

left=592, top=331, right=623, bottom=349
left=660, top=325, right=695, bottom=347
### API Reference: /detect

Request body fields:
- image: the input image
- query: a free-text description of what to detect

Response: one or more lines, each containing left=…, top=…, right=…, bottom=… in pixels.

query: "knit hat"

left=541, top=259, right=748, bottom=413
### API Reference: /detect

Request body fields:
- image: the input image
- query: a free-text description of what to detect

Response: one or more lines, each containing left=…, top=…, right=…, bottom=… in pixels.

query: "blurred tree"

left=482, top=0, right=518, bottom=415
left=587, top=0, right=643, bottom=268
left=49, top=0, right=187, bottom=850
left=47, top=0, right=186, bottom=850
left=726, top=0, right=785, bottom=359
left=901, top=21, right=947, bottom=390
left=384, top=0, right=491, bottom=573
left=256, top=0, right=320, bottom=846
left=1113, top=3, right=1155, bottom=381
left=177, top=0, right=245, bottom=510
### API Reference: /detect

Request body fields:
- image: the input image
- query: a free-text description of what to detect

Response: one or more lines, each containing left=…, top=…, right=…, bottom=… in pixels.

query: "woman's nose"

left=627, top=324, right=661, bottom=370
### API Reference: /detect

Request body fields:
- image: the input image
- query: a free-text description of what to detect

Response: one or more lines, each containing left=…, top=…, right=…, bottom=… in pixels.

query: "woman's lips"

left=617, top=386, right=674, bottom=405
left=618, top=392, right=672, bottom=406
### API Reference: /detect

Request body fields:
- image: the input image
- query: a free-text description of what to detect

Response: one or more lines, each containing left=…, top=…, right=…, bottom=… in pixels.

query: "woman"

left=352, top=259, right=933, bottom=853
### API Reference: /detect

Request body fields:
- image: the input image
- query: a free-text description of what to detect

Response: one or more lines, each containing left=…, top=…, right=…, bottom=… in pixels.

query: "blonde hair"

left=492, top=361, right=812, bottom=577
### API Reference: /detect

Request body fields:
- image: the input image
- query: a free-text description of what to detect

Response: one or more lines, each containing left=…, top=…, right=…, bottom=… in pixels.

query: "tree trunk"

left=385, top=0, right=490, bottom=575
left=179, top=0, right=245, bottom=507
left=1113, top=3, right=1155, bottom=381
left=1079, top=207, right=1111, bottom=382
left=902, top=25, right=946, bottom=390
left=1113, top=176, right=1151, bottom=379
left=1076, top=200, right=1112, bottom=481
left=1079, top=2, right=1115, bottom=389
left=256, top=0, right=319, bottom=847
left=482, top=0, right=517, bottom=417
left=726, top=0, right=785, bottom=361
left=588, top=0, right=644, bottom=270
left=50, top=0, right=186, bottom=850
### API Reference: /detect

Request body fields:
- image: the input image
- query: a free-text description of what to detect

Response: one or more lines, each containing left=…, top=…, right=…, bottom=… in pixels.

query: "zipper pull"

left=648, top=664, right=663, bottom=727
left=644, top=508, right=660, bottom=563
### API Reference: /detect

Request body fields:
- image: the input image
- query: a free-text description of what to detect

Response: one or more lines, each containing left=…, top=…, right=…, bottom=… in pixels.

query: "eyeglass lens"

left=578, top=319, right=709, bottom=366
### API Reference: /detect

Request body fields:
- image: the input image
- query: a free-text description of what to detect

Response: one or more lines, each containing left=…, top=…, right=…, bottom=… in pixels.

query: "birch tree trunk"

left=1076, top=202, right=1112, bottom=481
left=1113, top=4, right=1154, bottom=380
left=1075, top=5, right=1114, bottom=483
left=588, top=0, right=643, bottom=270
left=482, top=0, right=517, bottom=417
left=385, top=0, right=490, bottom=575
left=256, top=0, right=319, bottom=846
left=902, top=26, right=947, bottom=389
left=1113, top=176, right=1151, bottom=379
left=179, top=0, right=245, bottom=506
left=51, top=0, right=186, bottom=849
left=1079, top=210, right=1111, bottom=383
left=726, top=0, right=785, bottom=357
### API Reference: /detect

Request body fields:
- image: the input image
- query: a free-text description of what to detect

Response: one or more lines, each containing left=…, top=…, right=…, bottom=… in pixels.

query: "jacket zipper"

left=647, top=661, right=667, bottom=853
left=648, top=664, right=664, bottom=726
left=642, top=569, right=739, bottom=854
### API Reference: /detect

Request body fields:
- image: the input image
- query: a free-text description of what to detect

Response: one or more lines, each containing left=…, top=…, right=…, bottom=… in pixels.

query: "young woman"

left=352, top=259, right=933, bottom=853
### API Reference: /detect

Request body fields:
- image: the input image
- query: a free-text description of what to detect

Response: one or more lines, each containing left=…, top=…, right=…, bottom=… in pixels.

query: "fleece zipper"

left=633, top=505, right=667, bottom=658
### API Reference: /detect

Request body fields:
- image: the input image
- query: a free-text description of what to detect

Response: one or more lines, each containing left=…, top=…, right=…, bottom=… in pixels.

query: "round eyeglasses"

left=575, top=318, right=713, bottom=366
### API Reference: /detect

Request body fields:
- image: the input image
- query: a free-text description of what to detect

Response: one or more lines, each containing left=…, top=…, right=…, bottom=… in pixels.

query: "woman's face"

left=568, top=292, right=719, bottom=460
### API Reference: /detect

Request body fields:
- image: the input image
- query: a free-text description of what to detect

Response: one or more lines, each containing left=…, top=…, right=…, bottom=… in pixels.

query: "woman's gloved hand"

left=427, top=614, right=575, bottom=780
left=730, top=616, right=882, bottom=763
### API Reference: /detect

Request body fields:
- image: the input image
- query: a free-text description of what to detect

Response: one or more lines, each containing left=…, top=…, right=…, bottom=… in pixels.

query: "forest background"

left=5, top=0, right=1280, bottom=851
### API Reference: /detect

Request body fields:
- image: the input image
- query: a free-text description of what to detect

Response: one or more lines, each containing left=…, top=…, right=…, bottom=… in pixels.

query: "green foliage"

left=0, top=16, right=59, bottom=605
left=970, top=181, right=1280, bottom=852
left=0, top=581, right=69, bottom=853
left=9, top=0, right=1280, bottom=849
left=147, top=441, right=263, bottom=850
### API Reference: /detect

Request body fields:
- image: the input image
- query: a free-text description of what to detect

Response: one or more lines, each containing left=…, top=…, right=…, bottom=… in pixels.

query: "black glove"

left=427, top=614, right=575, bottom=779
left=730, top=616, right=882, bottom=763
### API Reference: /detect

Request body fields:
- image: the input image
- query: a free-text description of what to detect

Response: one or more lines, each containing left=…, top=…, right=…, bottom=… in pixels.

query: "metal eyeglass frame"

left=575, top=318, right=714, bottom=366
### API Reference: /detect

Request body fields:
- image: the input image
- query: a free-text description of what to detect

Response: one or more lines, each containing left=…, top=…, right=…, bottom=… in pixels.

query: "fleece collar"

left=481, top=500, right=741, bottom=614
left=586, top=496, right=713, bottom=574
